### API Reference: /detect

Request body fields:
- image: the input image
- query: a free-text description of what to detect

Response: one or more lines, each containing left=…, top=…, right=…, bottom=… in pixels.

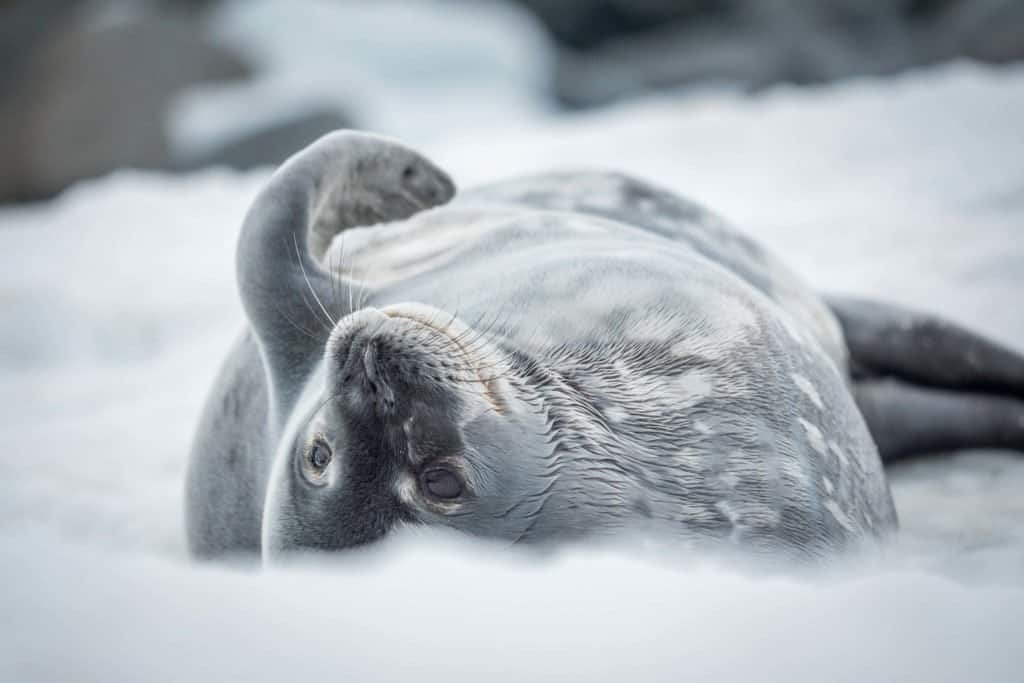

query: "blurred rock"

left=933, top=0, right=1024, bottom=63
left=178, top=109, right=353, bottom=171
left=513, top=0, right=1024, bottom=107
left=0, top=9, right=250, bottom=203
left=0, top=0, right=86, bottom=101
left=512, top=0, right=716, bottom=50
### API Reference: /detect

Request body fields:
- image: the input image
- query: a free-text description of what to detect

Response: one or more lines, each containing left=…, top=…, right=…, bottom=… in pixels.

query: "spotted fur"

left=186, top=132, right=897, bottom=563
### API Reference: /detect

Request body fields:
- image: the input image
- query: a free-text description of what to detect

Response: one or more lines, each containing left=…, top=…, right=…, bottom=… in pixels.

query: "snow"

left=2, top=42, right=1024, bottom=683
left=169, top=0, right=556, bottom=158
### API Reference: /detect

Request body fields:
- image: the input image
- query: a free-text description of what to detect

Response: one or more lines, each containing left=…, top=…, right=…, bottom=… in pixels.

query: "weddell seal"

left=186, top=131, right=1024, bottom=561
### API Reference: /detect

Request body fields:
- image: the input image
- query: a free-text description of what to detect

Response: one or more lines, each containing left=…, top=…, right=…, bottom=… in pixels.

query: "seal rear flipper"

left=853, top=379, right=1024, bottom=461
left=827, top=296, right=1024, bottom=460
left=827, top=296, right=1024, bottom=395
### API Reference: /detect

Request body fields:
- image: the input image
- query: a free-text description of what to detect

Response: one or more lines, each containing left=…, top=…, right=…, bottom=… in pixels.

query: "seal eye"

left=420, top=467, right=463, bottom=500
left=305, top=438, right=332, bottom=476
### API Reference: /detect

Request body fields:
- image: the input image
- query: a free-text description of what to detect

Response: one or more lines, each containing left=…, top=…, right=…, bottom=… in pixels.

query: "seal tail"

left=826, top=296, right=1024, bottom=462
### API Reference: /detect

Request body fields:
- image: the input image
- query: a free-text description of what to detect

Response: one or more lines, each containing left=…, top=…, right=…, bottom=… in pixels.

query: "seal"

left=185, top=131, right=1024, bottom=561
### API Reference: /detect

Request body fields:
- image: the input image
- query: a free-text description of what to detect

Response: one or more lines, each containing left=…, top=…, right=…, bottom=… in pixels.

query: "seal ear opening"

left=827, top=296, right=1024, bottom=461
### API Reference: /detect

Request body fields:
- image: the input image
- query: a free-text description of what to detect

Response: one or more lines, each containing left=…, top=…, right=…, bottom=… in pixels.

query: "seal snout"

left=361, top=339, right=379, bottom=385
left=338, top=333, right=399, bottom=418
left=328, top=302, right=510, bottom=423
left=329, top=305, right=455, bottom=421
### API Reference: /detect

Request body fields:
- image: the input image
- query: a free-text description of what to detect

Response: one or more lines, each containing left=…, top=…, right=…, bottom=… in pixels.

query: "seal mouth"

left=379, top=303, right=507, bottom=414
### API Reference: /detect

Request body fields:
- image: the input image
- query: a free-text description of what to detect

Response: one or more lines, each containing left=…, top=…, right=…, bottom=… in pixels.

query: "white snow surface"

left=3, top=62, right=1024, bottom=680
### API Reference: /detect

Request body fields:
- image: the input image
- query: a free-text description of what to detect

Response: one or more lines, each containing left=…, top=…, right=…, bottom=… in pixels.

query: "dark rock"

left=514, top=0, right=1024, bottom=108
left=179, top=110, right=355, bottom=171
left=0, top=11, right=250, bottom=203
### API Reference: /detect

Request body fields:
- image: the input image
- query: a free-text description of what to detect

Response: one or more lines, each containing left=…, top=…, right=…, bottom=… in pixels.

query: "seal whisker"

left=328, top=238, right=339, bottom=317
left=293, top=232, right=337, bottom=327
left=271, top=300, right=324, bottom=343
left=461, top=306, right=516, bottom=353
left=337, top=229, right=352, bottom=316
left=352, top=253, right=369, bottom=314
left=326, top=234, right=344, bottom=321
left=354, top=241, right=372, bottom=312
left=443, top=296, right=463, bottom=334
left=299, top=287, right=334, bottom=335
left=298, top=392, right=344, bottom=437
left=449, top=317, right=505, bottom=366
left=446, top=371, right=515, bottom=386
left=283, top=234, right=333, bottom=334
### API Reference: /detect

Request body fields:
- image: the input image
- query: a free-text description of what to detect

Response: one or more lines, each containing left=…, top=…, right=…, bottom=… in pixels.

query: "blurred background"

left=3, top=3, right=1024, bottom=680
left=2, top=0, right=1023, bottom=203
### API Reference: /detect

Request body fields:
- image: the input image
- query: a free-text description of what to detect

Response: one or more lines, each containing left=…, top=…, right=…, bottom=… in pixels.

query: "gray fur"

left=186, top=131, right=899, bottom=562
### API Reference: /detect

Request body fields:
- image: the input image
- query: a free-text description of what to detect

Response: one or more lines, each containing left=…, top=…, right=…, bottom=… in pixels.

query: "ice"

left=2, top=57, right=1023, bottom=680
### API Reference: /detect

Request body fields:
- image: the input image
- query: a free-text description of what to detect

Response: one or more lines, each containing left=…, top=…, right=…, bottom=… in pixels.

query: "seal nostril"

left=363, top=341, right=378, bottom=382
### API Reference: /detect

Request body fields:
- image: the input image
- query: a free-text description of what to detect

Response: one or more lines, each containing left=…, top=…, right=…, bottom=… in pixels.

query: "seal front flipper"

left=236, top=130, right=455, bottom=425
left=827, top=296, right=1024, bottom=460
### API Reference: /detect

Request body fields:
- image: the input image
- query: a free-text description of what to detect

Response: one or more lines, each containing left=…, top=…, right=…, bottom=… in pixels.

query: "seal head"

left=262, top=303, right=555, bottom=558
